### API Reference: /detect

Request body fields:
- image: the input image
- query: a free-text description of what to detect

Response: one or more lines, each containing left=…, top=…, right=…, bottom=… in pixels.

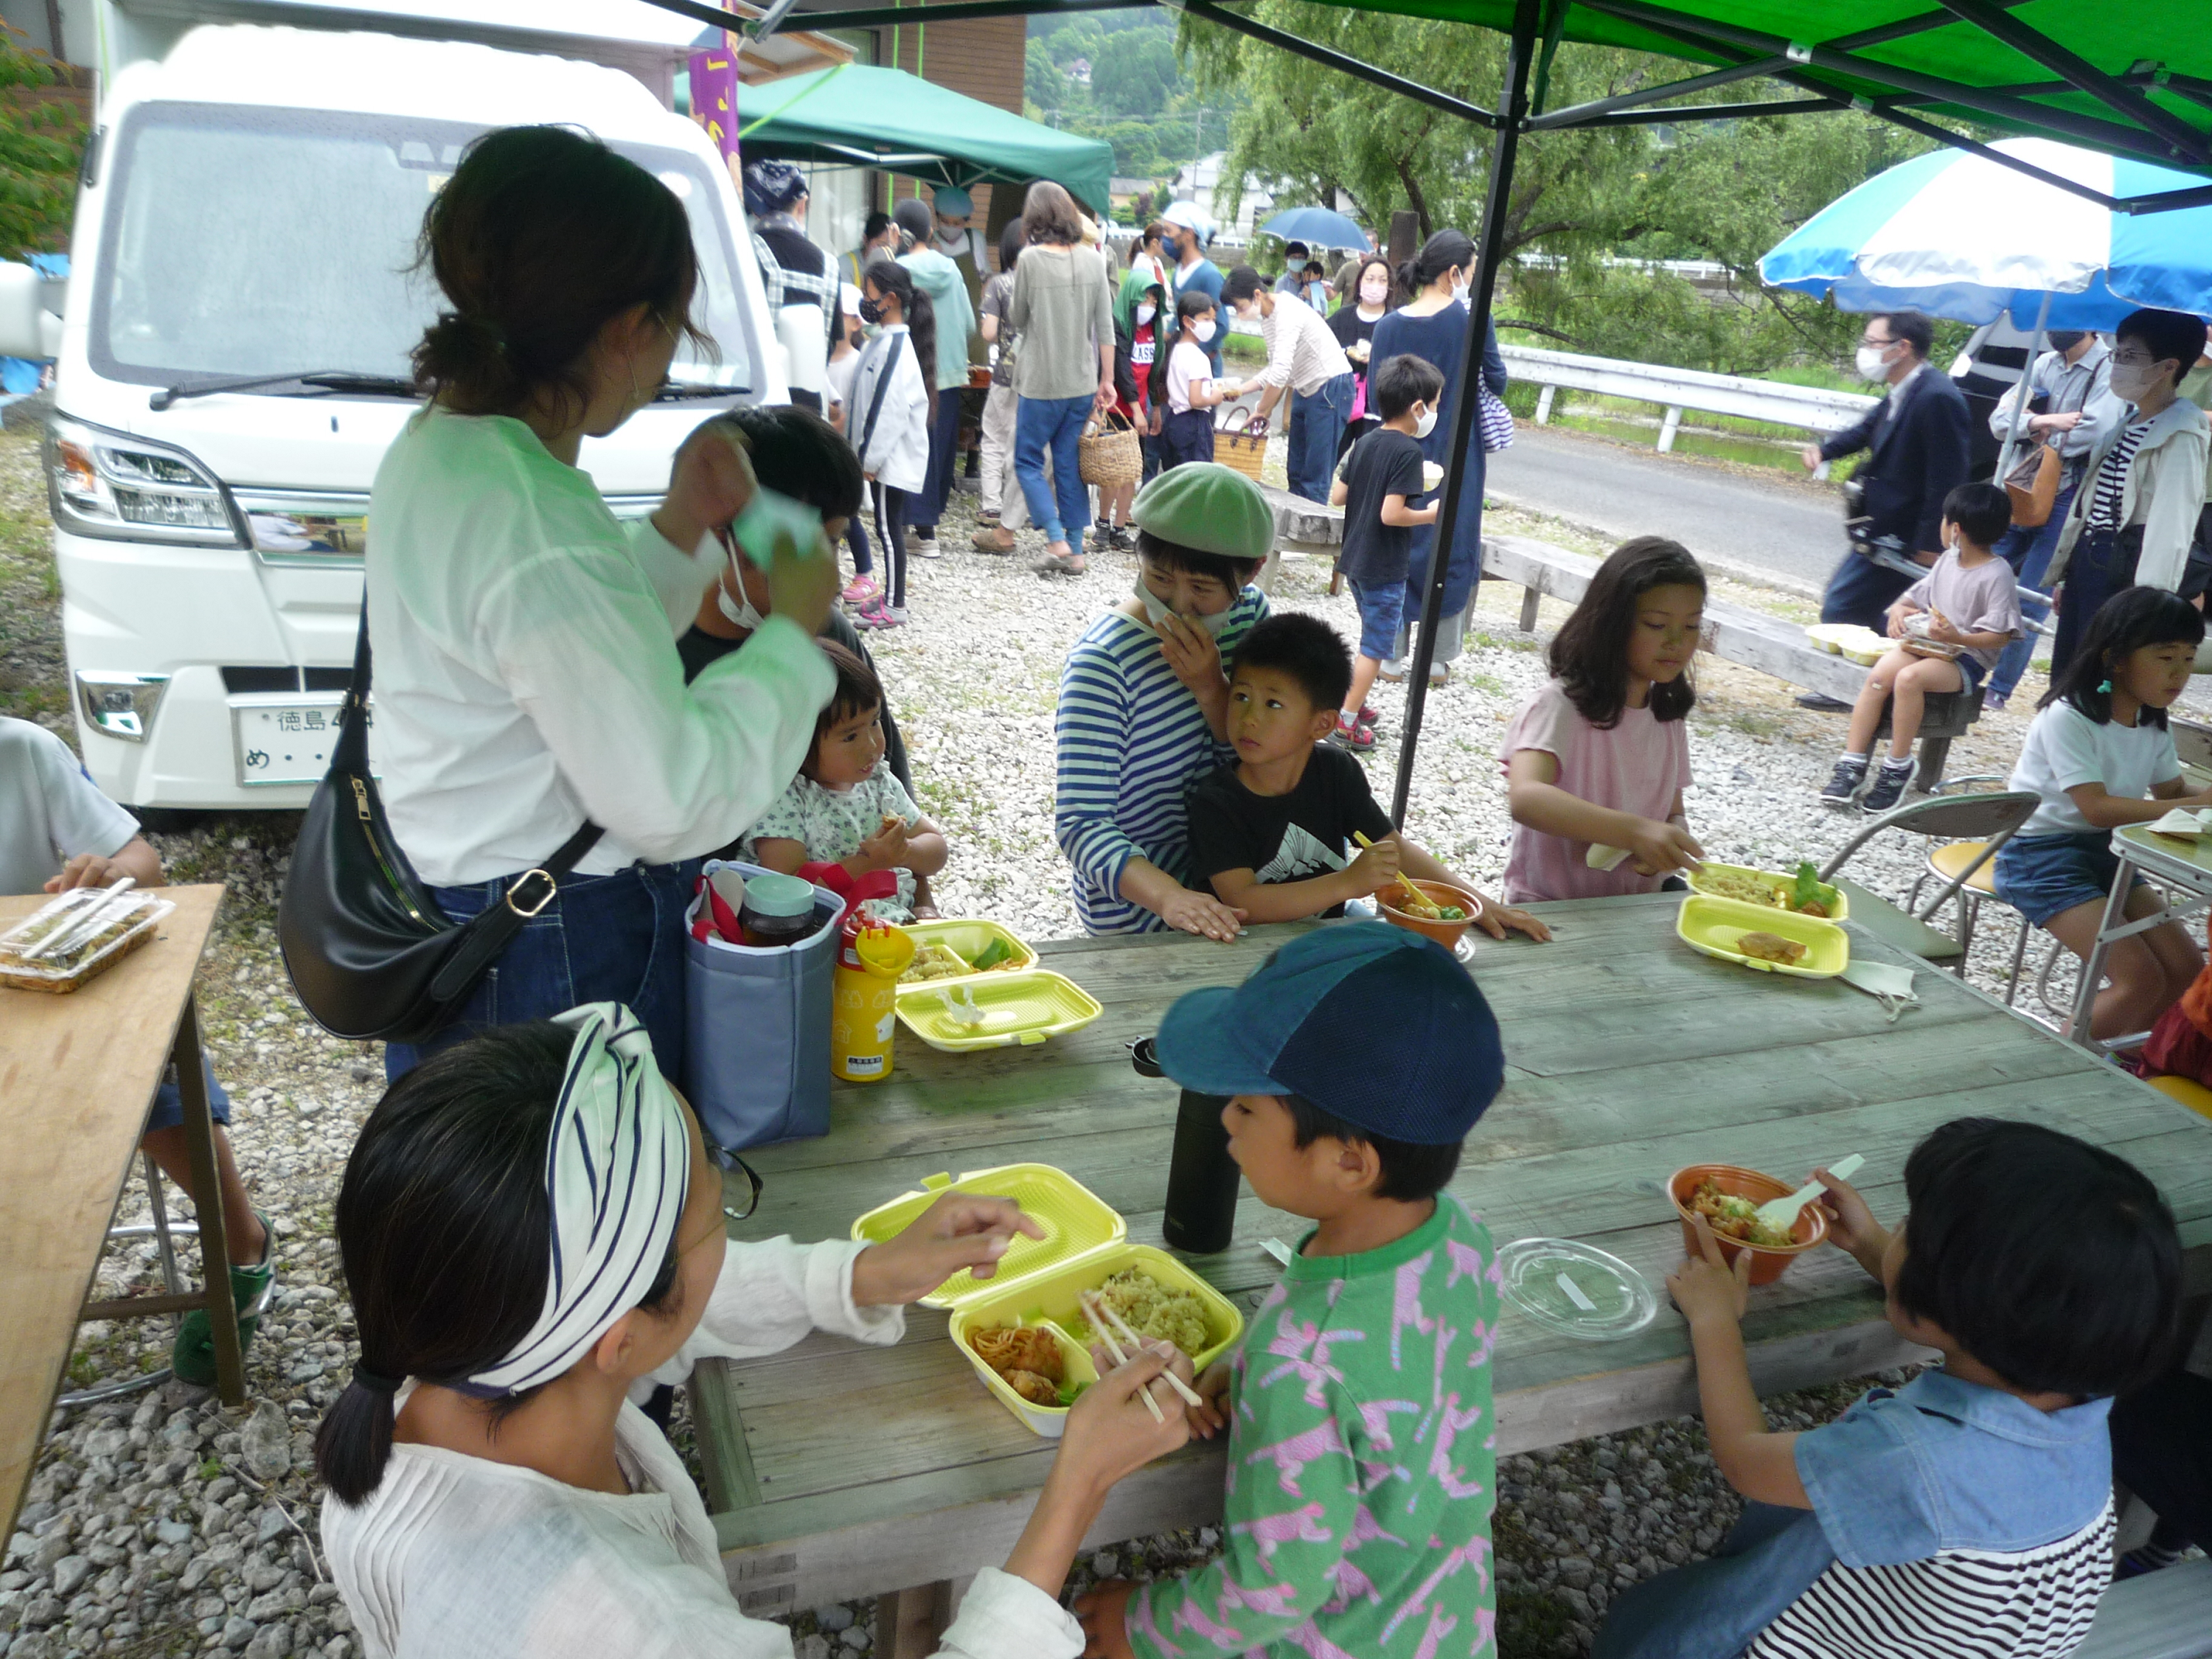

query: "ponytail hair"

left=1402, top=229, right=1476, bottom=297
left=1548, top=535, right=1707, bottom=728
left=863, top=256, right=938, bottom=395
left=314, top=1023, right=684, bottom=1506
left=411, top=125, right=711, bottom=425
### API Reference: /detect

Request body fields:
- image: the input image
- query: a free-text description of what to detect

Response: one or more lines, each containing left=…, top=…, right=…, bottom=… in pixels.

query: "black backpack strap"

left=855, top=332, right=905, bottom=467
left=333, top=598, right=374, bottom=773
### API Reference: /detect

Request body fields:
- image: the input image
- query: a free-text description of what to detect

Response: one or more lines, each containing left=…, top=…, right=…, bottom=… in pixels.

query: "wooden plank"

left=689, top=1358, right=762, bottom=1514
left=0, top=885, right=226, bottom=1540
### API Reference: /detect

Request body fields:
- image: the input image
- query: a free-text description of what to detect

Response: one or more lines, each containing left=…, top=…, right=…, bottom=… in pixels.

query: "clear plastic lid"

left=1496, top=1237, right=1658, bottom=1343
left=739, top=871, right=816, bottom=917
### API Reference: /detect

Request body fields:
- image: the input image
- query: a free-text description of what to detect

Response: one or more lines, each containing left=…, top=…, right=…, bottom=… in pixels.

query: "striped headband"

left=465, top=1003, right=691, bottom=1395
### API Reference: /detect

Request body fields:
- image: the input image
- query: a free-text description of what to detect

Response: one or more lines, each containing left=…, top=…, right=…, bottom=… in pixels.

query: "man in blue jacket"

left=1798, top=310, right=1972, bottom=709
left=1161, top=200, right=1225, bottom=380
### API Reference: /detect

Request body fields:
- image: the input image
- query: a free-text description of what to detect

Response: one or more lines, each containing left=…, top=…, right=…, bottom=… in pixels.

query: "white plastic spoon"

left=1753, top=1154, right=1864, bottom=1236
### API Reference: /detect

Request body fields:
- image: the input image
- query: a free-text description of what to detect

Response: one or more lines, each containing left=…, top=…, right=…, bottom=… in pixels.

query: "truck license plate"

left=232, top=698, right=348, bottom=787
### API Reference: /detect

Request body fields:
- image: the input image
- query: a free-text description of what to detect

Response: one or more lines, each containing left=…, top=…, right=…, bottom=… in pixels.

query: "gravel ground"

left=0, top=431, right=2107, bottom=1659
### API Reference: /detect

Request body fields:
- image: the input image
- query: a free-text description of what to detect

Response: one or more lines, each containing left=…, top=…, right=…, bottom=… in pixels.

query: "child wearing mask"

left=1160, top=291, right=1227, bottom=470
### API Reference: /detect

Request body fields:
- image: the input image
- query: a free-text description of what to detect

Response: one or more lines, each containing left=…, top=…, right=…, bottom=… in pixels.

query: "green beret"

left=1130, top=463, right=1275, bottom=564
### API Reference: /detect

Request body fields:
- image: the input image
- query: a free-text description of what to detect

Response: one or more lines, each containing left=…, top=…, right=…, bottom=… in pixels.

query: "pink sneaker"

left=841, top=575, right=880, bottom=605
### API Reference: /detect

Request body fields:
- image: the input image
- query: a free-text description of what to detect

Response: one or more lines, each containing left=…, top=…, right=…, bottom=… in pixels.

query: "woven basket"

left=1214, top=408, right=1269, bottom=484
left=1078, top=411, right=1144, bottom=492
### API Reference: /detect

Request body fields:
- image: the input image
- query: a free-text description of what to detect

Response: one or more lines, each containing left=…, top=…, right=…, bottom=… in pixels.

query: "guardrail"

left=1499, top=344, right=1878, bottom=456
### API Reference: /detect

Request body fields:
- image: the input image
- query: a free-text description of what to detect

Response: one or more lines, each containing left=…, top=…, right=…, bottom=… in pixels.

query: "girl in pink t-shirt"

left=1501, top=538, right=1706, bottom=902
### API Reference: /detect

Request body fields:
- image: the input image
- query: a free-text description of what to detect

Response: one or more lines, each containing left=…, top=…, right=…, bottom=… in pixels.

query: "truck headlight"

left=45, top=415, right=241, bottom=545
left=77, top=670, right=169, bottom=741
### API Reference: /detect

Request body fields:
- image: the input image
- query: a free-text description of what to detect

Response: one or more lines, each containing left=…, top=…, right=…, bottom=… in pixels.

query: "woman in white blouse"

left=319, top=1010, right=1190, bottom=1659
left=367, top=126, right=840, bottom=1080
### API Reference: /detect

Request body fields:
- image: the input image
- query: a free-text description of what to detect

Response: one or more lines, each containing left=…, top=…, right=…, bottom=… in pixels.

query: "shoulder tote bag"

left=277, top=602, right=603, bottom=1043
left=2004, top=439, right=2062, bottom=529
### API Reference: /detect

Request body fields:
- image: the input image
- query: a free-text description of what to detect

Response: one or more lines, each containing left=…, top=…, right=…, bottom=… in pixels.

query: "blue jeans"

left=1820, top=545, right=1919, bottom=628
left=383, top=861, right=696, bottom=1082
left=913, top=390, right=964, bottom=532
left=1287, top=372, right=1355, bottom=504
left=1987, top=479, right=2076, bottom=703
left=1593, top=1502, right=1834, bottom=1659
left=2052, top=524, right=2138, bottom=686
left=147, top=1056, right=232, bottom=1134
left=1015, top=393, right=1095, bottom=544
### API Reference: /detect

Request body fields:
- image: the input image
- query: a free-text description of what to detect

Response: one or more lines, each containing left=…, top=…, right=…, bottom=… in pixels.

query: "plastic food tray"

left=852, top=1164, right=1245, bottom=1436
left=1497, top=1238, right=1658, bottom=1342
left=1804, top=622, right=1888, bottom=666
left=897, top=919, right=1037, bottom=985
left=896, top=967, right=1102, bottom=1052
left=1677, top=894, right=1849, bottom=979
left=1687, top=862, right=1848, bottom=921
left=0, top=891, right=176, bottom=994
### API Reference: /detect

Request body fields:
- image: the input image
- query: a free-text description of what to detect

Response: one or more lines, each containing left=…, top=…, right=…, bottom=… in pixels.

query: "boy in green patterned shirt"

left=1078, top=922, right=1507, bottom=1659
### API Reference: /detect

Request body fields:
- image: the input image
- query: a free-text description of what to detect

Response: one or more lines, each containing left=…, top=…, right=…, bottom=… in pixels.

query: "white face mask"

left=1855, top=342, right=1896, bottom=382
left=1136, top=303, right=1157, bottom=327
left=1134, top=577, right=1236, bottom=637
left=1413, top=404, right=1438, bottom=441
left=716, top=547, right=767, bottom=632
left=1191, top=319, right=1216, bottom=344
left=935, top=225, right=968, bottom=252
left=1450, top=270, right=1470, bottom=302
left=1360, top=279, right=1389, bottom=307
left=2108, top=361, right=2166, bottom=405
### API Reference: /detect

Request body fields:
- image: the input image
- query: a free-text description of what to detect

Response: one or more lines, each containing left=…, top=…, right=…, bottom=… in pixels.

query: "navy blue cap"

left=1153, top=922, right=1505, bottom=1144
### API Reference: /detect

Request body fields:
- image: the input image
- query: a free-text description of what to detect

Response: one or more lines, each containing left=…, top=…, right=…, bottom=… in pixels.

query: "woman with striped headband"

left=316, top=1005, right=1188, bottom=1658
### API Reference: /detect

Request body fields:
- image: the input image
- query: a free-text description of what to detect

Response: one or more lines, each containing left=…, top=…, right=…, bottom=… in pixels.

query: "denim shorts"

left=1347, top=577, right=1407, bottom=663
left=146, top=1057, right=232, bottom=1135
left=1993, top=831, right=2138, bottom=928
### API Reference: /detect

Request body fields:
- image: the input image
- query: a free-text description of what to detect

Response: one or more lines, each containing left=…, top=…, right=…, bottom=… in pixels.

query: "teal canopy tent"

left=735, top=63, right=1114, bottom=215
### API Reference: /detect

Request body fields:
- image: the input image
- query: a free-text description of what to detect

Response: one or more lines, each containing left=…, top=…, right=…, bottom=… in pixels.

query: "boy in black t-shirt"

left=1186, top=615, right=1548, bottom=938
left=1329, top=355, right=1446, bottom=751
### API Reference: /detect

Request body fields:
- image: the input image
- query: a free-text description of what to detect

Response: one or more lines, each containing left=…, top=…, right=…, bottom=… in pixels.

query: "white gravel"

left=0, top=448, right=2090, bottom=1659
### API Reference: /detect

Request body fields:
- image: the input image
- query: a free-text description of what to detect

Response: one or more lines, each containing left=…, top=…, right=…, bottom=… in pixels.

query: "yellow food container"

left=895, top=967, right=1102, bottom=1053
left=897, top=919, right=1038, bottom=984
left=832, top=919, right=916, bottom=1083
left=1804, top=622, right=1888, bottom=665
left=1677, top=894, right=1850, bottom=979
left=851, top=1164, right=1246, bottom=1438
left=1687, top=862, right=1849, bottom=921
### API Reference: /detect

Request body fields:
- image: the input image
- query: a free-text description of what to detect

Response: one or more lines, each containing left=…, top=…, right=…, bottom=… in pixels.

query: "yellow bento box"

left=1677, top=894, right=1850, bottom=978
left=897, top=919, right=1038, bottom=984
left=851, top=1164, right=1245, bottom=1438
left=1687, top=861, right=1848, bottom=921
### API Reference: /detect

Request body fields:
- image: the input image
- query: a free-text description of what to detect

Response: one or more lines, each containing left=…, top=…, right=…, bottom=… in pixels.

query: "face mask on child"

left=1134, top=577, right=1236, bottom=638
left=717, top=549, right=768, bottom=633
left=1190, top=319, right=1216, bottom=344
left=1413, top=403, right=1438, bottom=441
left=1136, top=303, right=1157, bottom=327
left=859, top=296, right=885, bottom=326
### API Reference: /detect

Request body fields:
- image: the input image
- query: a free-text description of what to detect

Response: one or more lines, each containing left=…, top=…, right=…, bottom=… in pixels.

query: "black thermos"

left=1132, top=1038, right=1240, bottom=1254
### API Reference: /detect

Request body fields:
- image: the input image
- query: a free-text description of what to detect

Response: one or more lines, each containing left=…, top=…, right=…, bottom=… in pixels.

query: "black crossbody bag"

left=277, top=602, right=603, bottom=1043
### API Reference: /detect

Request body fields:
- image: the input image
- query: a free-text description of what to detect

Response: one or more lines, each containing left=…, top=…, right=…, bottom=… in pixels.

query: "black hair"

left=315, top=1024, right=686, bottom=1506
left=2117, top=307, right=2211, bottom=388
left=2039, top=585, right=2205, bottom=727
left=1871, top=310, right=1934, bottom=359
left=1893, top=1118, right=2180, bottom=1397
left=412, top=125, right=708, bottom=426
left=1284, top=240, right=1310, bottom=260
left=862, top=257, right=939, bottom=395
left=1231, top=613, right=1352, bottom=714
left=1373, top=352, right=1444, bottom=422
left=1401, top=229, right=1475, bottom=297
left=1303, top=260, right=1325, bottom=279
left=1548, top=536, right=1705, bottom=728
left=1176, top=288, right=1217, bottom=322
left=998, top=216, right=1026, bottom=275
left=1282, top=1093, right=1461, bottom=1203
left=806, top=639, right=886, bottom=779
left=1023, top=180, right=1082, bottom=247
left=1221, top=265, right=1265, bottom=305
left=891, top=198, right=935, bottom=245
left=704, top=406, right=862, bottom=524
left=1941, top=481, right=2011, bottom=550
left=861, top=209, right=894, bottom=246
left=1134, top=528, right=1261, bottom=594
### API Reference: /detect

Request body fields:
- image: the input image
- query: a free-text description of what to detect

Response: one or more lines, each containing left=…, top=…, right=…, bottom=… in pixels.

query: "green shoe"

left=170, top=1214, right=276, bottom=1387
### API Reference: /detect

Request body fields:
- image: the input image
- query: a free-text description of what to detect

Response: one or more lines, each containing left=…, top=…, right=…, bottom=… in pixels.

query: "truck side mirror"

left=0, top=262, right=45, bottom=360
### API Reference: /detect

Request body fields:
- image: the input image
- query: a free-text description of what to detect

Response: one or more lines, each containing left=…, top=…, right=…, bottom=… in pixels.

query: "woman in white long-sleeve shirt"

left=318, top=1010, right=1189, bottom=1659
left=369, top=126, right=841, bottom=1079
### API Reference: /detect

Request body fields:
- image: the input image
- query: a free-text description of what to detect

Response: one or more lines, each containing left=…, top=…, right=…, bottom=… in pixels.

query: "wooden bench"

left=2072, top=1558, right=2212, bottom=1659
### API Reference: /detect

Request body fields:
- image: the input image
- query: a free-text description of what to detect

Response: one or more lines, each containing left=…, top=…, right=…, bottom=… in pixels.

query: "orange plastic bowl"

left=1667, top=1163, right=1827, bottom=1287
left=1377, top=880, right=1481, bottom=950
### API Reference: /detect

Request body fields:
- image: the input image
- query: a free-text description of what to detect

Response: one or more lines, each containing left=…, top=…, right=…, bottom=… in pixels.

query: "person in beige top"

left=1006, top=180, right=1116, bottom=576
left=1219, top=265, right=1356, bottom=505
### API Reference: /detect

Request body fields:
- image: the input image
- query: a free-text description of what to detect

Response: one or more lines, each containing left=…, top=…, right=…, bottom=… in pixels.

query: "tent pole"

left=1173, top=0, right=1500, bottom=129
left=1388, top=0, right=1538, bottom=829
left=1994, top=289, right=2052, bottom=487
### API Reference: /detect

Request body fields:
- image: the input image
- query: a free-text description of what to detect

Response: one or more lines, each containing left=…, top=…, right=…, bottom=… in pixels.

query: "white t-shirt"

left=323, top=1237, right=1088, bottom=1659
left=2008, top=699, right=2182, bottom=838
left=741, top=759, right=923, bottom=919
left=366, top=406, right=835, bottom=888
left=0, top=717, right=139, bottom=897
left=1167, top=338, right=1213, bottom=415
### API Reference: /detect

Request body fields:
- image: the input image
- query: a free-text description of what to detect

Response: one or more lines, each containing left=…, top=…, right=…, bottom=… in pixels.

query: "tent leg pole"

left=1389, top=0, right=1540, bottom=828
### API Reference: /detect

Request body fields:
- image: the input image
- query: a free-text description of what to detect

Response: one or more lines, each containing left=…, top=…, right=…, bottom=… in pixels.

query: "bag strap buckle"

left=505, top=869, right=559, bottom=918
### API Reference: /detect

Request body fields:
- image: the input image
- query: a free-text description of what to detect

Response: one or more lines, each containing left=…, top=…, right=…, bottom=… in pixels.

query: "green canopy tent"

left=671, top=0, right=2212, bottom=816
left=734, top=63, right=1115, bottom=215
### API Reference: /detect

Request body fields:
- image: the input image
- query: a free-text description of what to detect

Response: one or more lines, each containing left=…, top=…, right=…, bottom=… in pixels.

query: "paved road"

left=1484, top=425, right=1848, bottom=594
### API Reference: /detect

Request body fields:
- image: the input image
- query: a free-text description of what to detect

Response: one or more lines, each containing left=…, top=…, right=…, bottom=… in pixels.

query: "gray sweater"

left=1006, top=243, right=1115, bottom=402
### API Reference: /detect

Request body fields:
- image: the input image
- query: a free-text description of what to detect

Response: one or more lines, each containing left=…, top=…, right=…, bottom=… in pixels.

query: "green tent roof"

left=737, top=63, right=1115, bottom=213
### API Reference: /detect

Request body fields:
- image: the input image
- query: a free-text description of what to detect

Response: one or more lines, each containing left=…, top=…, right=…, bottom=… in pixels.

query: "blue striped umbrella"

left=1760, top=138, right=2212, bottom=329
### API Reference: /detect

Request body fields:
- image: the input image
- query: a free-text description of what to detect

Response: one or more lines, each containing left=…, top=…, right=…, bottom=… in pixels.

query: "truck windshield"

left=92, top=102, right=752, bottom=393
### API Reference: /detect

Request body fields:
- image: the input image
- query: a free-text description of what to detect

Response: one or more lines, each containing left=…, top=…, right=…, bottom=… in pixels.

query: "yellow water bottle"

left=831, top=914, right=915, bottom=1083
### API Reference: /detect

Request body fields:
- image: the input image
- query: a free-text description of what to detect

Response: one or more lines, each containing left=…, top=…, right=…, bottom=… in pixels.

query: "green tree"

left=1024, top=38, right=1065, bottom=113
left=0, top=28, right=84, bottom=261
left=1092, top=31, right=1182, bottom=119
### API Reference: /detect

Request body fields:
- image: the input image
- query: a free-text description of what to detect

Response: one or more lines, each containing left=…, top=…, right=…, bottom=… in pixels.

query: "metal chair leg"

left=2003, top=904, right=2031, bottom=1006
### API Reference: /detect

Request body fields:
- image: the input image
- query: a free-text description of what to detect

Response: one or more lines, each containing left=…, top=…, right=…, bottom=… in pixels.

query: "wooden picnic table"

left=0, top=885, right=241, bottom=1542
left=692, top=893, right=2212, bottom=1646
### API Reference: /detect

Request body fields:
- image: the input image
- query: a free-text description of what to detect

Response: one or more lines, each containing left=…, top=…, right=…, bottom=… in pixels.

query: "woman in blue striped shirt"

left=1055, top=465, right=1273, bottom=937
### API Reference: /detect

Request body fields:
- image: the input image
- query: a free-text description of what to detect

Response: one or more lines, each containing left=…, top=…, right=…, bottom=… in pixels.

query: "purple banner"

left=690, top=43, right=739, bottom=161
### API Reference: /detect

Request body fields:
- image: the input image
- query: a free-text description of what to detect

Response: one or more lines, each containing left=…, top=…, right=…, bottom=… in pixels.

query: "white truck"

left=0, top=0, right=782, bottom=813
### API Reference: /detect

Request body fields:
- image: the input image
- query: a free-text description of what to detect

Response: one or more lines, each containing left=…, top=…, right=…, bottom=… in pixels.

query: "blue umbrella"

left=1258, top=207, right=1371, bottom=251
left=1760, top=137, right=2212, bottom=329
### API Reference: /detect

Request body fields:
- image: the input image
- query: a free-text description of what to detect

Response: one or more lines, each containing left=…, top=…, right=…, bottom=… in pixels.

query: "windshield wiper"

left=655, top=382, right=752, bottom=401
left=151, top=371, right=420, bottom=411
